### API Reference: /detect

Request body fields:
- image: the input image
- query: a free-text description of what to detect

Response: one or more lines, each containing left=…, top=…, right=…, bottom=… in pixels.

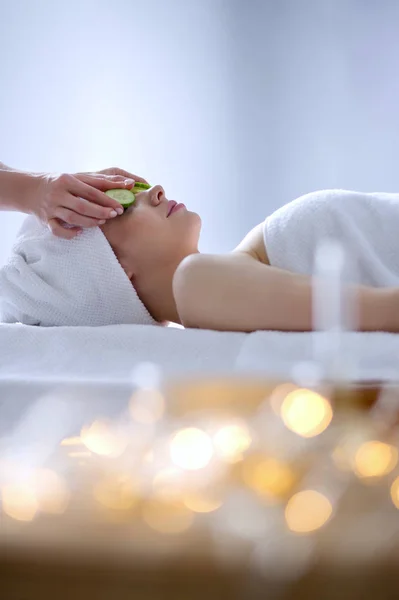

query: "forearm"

left=173, top=253, right=396, bottom=333
left=0, top=163, right=43, bottom=212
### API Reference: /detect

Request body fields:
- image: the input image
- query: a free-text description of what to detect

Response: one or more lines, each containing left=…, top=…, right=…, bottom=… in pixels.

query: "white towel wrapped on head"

left=0, top=216, right=158, bottom=327
left=263, top=189, right=399, bottom=287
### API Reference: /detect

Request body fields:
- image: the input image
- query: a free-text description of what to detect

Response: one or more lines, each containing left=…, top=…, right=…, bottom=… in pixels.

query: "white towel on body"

left=0, top=217, right=158, bottom=327
left=263, top=189, right=399, bottom=286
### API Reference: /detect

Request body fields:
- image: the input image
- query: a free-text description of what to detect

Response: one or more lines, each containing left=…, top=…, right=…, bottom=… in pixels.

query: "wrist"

left=19, top=172, right=46, bottom=215
left=0, top=169, right=44, bottom=214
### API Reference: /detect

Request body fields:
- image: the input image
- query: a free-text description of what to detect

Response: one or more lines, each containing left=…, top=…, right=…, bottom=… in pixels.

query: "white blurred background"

left=1, top=0, right=399, bottom=266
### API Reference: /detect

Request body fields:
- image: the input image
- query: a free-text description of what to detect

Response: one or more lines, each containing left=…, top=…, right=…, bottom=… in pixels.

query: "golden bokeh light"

left=152, top=467, right=184, bottom=499
left=285, top=490, right=333, bottom=534
left=143, top=450, right=154, bottom=464
left=143, top=498, right=194, bottom=534
left=281, top=389, right=333, bottom=438
left=269, top=383, right=299, bottom=415
left=81, top=420, right=127, bottom=457
left=68, top=451, right=92, bottom=458
left=129, top=389, right=165, bottom=423
left=60, top=436, right=82, bottom=447
left=34, top=469, right=70, bottom=515
left=390, top=477, right=399, bottom=509
left=183, top=492, right=223, bottom=513
left=1, top=469, right=70, bottom=520
left=354, top=441, right=398, bottom=479
left=93, top=474, right=138, bottom=511
left=2, top=483, right=39, bottom=522
left=170, top=428, right=213, bottom=471
left=213, top=421, right=252, bottom=463
left=242, top=455, right=297, bottom=501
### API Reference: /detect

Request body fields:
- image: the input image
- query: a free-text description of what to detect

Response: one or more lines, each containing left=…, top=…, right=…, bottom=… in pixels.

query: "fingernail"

left=116, top=207, right=124, bottom=215
left=125, top=178, right=135, bottom=185
left=98, top=220, right=106, bottom=225
left=109, top=210, right=118, bottom=218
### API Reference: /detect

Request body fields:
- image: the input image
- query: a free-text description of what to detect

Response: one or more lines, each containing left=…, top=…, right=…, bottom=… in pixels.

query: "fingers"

left=67, top=177, right=125, bottom=212
left=55, top=207, right=106, bottom=228
left=96, top=167, right=149, bottom=184
left=48, top=218, right=82, bottom=239
left=79, top=174, right=135, bottom=191
left=113, top=170, right=149, bottom=184
left=67, top=195, right=121, bottom=220
left=77, top=173, right=134, bottom=186
left=77, top=172, right=126, bottom=180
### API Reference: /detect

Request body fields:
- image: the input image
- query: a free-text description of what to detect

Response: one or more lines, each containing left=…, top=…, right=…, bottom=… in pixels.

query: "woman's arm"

left=0, top=162, right=43, bottom=212
left=173, top=253, right=398, bottom=333
left=0, top=163, right=145, bottom=239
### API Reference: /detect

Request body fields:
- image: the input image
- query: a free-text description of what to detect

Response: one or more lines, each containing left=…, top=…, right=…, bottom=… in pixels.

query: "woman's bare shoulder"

left=231, top=222, right=270, bottom=264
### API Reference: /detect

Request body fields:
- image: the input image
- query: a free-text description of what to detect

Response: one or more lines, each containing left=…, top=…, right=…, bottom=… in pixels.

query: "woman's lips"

left=167, top=201, right=185, bottom=216
left=167, top=200, right=176, bottom=217
left=170, top=203, right=185, bottom=215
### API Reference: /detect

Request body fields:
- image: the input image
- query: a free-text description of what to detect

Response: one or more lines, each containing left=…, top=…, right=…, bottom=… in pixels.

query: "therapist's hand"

left=33, top=167, right=148, bottom=239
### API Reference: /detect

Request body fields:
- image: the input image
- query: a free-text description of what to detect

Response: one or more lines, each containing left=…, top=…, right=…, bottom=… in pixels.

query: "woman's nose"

left=150, top=185, right=165, bottom=206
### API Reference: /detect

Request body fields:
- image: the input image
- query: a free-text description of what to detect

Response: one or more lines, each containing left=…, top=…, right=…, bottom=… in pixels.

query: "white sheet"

left=1, top=324, right=399, bottom=384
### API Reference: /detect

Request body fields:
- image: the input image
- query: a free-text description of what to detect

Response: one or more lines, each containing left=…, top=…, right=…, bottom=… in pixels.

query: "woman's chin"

left=188, top=210, right=202, bottom=226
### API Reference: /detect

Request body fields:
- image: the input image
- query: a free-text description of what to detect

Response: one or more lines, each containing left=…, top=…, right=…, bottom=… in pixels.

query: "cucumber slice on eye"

left=105, top=188, right=136, bottom=208
left=105, top=183, right=151, bottom=211
left=132, top=182, right=151, bottom=192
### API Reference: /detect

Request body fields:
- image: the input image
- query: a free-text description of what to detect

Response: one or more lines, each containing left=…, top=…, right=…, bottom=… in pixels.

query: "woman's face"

left=101, top=184, right=201, bottom=280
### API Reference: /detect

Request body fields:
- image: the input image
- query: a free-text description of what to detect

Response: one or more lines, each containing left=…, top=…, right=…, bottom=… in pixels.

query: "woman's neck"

left=134, top=251, right=200, bottom=325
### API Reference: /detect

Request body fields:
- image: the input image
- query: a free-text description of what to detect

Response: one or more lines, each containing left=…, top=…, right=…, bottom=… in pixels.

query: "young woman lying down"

left=1, top=186, right=399, bottom=332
